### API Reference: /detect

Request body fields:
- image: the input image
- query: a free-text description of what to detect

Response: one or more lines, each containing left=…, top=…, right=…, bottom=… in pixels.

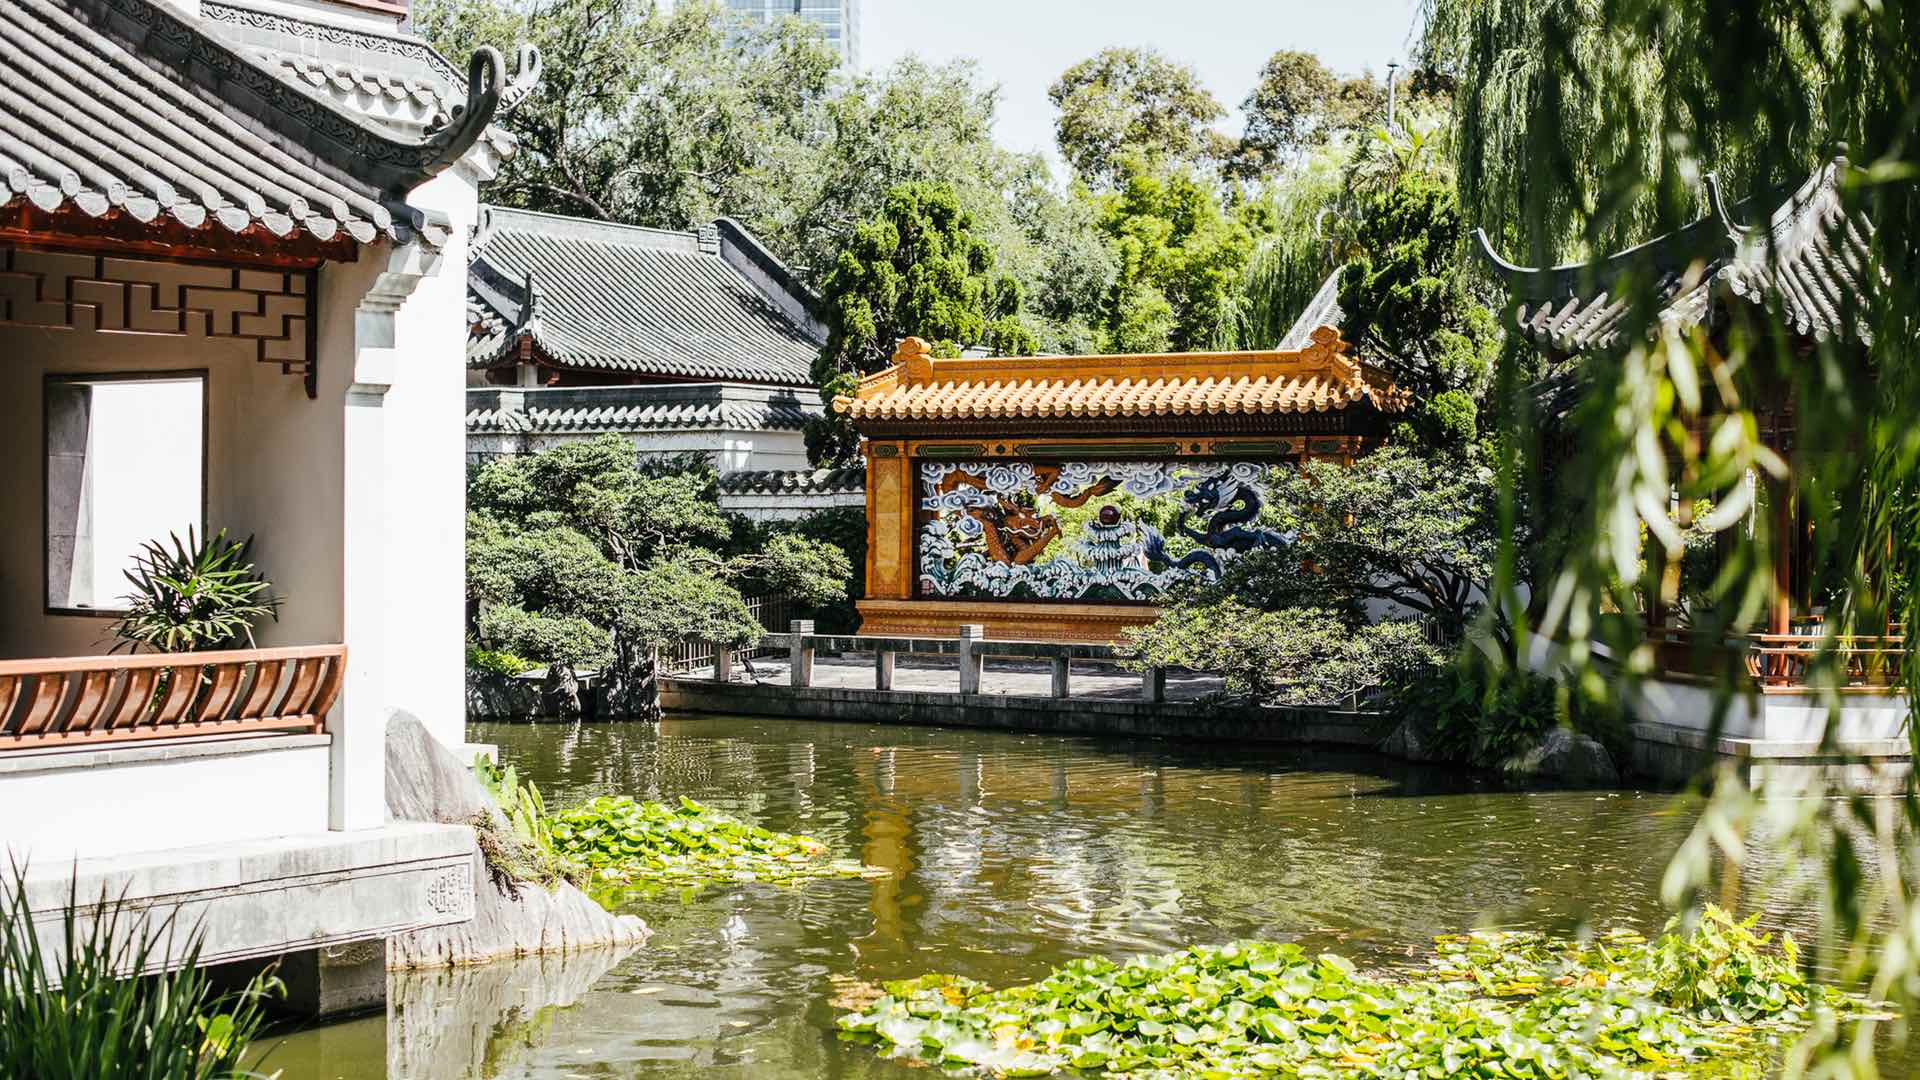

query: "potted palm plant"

left=109, top=528, right=280, bottom=653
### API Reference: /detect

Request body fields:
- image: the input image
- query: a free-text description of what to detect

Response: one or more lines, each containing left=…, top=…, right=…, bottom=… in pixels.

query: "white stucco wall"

left=0, top=271, right=350, bottom=660
left=382, top=169, right=479, bottom=752
left=0, top=738, right=331, bottom=863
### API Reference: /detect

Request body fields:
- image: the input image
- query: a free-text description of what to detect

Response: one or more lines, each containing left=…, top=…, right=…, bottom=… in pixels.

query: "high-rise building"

left=724, top=0, right=860, bottom=69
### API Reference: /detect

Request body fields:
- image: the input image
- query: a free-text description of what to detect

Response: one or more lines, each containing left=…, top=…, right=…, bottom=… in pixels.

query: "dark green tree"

left=1337, top=173, right=1499, bottom=453
left=807, top=182, right=1036, bottom=464
left=466, top=436, right=849, bottom=717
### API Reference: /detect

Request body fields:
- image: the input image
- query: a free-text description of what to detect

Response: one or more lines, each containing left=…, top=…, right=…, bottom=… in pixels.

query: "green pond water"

left=261, top=715, right=1893, bottom=1078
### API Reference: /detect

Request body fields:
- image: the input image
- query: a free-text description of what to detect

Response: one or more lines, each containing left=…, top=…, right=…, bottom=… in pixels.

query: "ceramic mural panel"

left=915, top=460, right=1288, bottom=602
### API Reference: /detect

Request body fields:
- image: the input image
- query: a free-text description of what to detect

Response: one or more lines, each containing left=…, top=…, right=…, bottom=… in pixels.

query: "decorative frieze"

left=0, top=247, right=315, bottom=394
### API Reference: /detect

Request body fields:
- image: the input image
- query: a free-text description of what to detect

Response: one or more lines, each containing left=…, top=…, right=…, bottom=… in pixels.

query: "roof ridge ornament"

left=1703, top=173, right=1751, bottom=239
left=895, top=336, right=935, bottom=386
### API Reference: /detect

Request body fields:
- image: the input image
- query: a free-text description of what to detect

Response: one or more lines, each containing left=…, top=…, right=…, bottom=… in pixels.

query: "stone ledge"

left=660, top=678, right=1388, bottom=747
left=0, top=732, right=331, bottom=777
left=19, top=822, right=476, bottom=973
left=1630, top=720, right=1913, bottom=760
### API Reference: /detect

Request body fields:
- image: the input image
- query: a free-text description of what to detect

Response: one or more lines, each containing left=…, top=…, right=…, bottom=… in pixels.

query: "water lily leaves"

left=548, top=795, right=885, bottom=889
left=836, top=923, right=1877, bottom=1079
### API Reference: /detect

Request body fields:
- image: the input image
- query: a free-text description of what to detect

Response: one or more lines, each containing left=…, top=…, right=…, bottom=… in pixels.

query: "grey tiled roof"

left=467, top=206, right=825, bottom=385
left=717, top=467, right=864, bottom=496
left=467, top=383, right=822, bottom=435
left=1480, top=160, right=1875, bottom=353
left=1277, top=267, right=1345, bottom=351
left=0, top=0, right=511, bottom=249
left=196, top=2, right=526, bottom=161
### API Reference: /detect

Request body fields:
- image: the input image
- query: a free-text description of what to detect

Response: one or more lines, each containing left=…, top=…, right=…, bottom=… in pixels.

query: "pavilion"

left=833, top=329, right=1410, bottom=642
left=1479, top=159, right=1907, bottom=745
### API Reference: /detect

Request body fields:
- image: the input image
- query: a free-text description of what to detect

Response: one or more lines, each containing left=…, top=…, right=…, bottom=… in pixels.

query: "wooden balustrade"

left=1744, top=634, right=1904, bottom=688
left=0, top=644, right=344, bottom=750
left=1644, top=626, right=1904, bottom=689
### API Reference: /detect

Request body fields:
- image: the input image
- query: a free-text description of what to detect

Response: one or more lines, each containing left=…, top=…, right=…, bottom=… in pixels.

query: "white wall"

left=0, top=739, right=331, bottom=863
left=381, top=169, right=479, bottom=752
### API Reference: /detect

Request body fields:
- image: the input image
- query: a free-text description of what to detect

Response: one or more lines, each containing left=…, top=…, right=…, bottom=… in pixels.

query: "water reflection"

left=265, top=715, right=1886, bottom=1078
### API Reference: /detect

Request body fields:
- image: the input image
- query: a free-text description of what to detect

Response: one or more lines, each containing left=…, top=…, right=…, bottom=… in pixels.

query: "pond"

left=263, top=715, right=1887, bottom=1078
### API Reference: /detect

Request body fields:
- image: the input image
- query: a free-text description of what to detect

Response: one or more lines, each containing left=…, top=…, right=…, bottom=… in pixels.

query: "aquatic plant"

left=0, top=865, right=281, bottom=1080
left=472, top=757, right=584, bottom=891
left=550, top=795, right=883, bottom=889
left=837, top=907, right=1870, bottom=1078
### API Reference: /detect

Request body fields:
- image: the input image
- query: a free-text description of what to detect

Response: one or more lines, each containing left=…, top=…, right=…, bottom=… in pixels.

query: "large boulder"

left=1501, top=727, right=1621, bottom=788
left=385, top=711, right=648, bottom=968
left=1376, top=718, right=1443, bottom=762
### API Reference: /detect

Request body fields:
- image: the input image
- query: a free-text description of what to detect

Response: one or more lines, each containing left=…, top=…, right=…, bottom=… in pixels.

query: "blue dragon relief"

left=1142, top=472, right=1288, bottom=579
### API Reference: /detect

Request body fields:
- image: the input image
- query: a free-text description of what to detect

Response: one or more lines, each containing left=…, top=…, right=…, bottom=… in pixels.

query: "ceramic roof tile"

left=1480, top=160, right=1876, bottom=353
left=466, top=206, right=824, bottom=386
left=834, top=330, right=1408, bottom=426
left=0, top=0, right=513, bottom=251
left=468, top=383, right=821, bottom=435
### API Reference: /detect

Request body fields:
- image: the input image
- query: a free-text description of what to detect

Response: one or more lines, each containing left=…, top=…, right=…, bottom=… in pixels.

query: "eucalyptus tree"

left=1048, top=47, right=1230, bottom=189
left=1422, top=0, right=1920, bottom=1070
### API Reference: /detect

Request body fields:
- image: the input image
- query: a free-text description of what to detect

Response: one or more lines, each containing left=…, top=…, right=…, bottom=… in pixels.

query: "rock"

left=464, top=669, right=541, bottom=720
left=1502, top=727, right=1621, bottom=788
left=384, top=711, right=648, bottom=968
left=387, top=946, right=639, bottom=1078
left=1376, top=718, right=1441, bottom=762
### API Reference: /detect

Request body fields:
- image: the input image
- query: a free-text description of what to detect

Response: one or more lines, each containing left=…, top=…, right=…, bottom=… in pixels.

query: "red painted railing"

left=1646, top=626, right=1904, bottom=689
left=0, top=644, right=344, bottom=750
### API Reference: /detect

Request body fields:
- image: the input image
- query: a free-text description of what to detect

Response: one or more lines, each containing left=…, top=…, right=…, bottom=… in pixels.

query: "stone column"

left=789, top=620, right=815, bottom=687
left=957, top=624, right=985, bottom=695
left=875, top=649, right=895, bottom=690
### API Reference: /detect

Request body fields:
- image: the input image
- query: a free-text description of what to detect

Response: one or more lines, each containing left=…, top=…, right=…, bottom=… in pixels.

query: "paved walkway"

left=682, top=653, right=1225, bottom=703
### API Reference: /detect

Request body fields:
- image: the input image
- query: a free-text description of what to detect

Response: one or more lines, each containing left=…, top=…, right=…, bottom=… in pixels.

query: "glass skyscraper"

left=723, top=0, right=860, bottom=69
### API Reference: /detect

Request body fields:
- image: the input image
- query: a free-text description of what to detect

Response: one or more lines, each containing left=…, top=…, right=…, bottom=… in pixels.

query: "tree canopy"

left=1047, top=47, right=1228, bottom=189
left=466, top=436, right=849, bottom=716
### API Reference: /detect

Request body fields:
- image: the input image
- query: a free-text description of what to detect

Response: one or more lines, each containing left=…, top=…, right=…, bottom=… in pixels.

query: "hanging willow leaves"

left=1421, top=0, right=1920, bottom=1073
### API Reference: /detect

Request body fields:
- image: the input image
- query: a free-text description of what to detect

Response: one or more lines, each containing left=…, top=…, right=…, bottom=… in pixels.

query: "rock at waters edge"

left=1376, top=718, right=1441, bottom=762
left=1501, top=727, right=1621, bottom=788
left=385, top=711, right=648, bottom=968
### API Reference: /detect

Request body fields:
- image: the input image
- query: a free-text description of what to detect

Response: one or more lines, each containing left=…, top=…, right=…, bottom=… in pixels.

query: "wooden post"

left=957, top=624, right=985, bottom=695
left=875, top=649, right=895, bottom=690
left=1770, top=477, right=1794, bottom=637
left=789, top=620, right=815, bottom=688
left=1141, top=666, right=1165, bottom=703
left=1051, top=654, right=1071, bottom=699
left=712, top=644, right=733, bottom=683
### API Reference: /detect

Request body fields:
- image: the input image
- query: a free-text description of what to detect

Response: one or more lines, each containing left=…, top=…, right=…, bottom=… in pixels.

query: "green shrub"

left=0, top=865, right=280, bottom=1079
left=465, top=641, right=538, bottom=677
left=1392, top=658, right=1631, bottom=770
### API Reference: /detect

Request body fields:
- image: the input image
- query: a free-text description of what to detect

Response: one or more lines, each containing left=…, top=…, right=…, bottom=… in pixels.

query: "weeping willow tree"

left=1423, top=0, right=1920, bottom=1073
left=1234, top=142, right=1355, bottom=348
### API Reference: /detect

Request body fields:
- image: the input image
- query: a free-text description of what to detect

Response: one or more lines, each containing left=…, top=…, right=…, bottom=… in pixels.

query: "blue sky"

left=863, top=0, right=1426, bottom=163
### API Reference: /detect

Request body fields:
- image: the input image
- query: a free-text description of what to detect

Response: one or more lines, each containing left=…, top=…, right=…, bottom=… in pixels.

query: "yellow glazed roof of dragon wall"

left=831, top=326, right=1409, bottom=424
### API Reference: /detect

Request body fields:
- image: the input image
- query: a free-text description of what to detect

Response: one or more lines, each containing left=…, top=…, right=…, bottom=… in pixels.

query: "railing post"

left=1051, top=653, right=1071, bottom=699
left=789, top=621, right=815, bottom=688
left=957, top=624, right=985, bottom=695
left=713, top=644, right=733, bottom=683
left=875, top=649, right=895, bottom=690
left=1141, top=665, right=1165, bottom=704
